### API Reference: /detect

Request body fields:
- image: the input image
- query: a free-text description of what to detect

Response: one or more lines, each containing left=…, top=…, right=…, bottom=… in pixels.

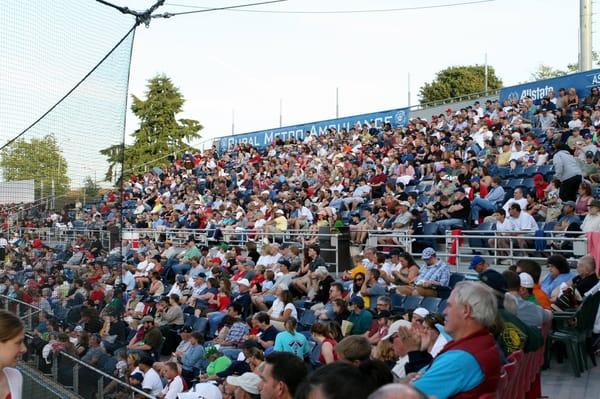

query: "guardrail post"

left=73, top=363, right=79, bottom=394
left=97, top=375, right=104, bottom=399
left=51, top=353, right=58, bottom=381
left=26, top=308, right=32, bottom=331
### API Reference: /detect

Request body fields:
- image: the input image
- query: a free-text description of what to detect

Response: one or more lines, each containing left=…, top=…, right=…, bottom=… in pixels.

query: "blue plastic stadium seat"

left=402, top=296, right=424, bottom=312
left=523, top=166, right=536, bottom=177
left=391, top=294, right=406, bottom=313
left=437, top=299, right=448, bottom=314
left=449, top=273, right=465, bottom=289
left=421, top=297, right=442, bottom=314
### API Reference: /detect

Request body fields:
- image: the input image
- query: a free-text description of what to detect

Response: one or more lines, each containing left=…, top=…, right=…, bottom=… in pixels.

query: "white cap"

left=178, top=382, right=222, bottom=399
left=413, top=307, right=430, bottom=318
left=226, top=372, right=261, bottom=395
left=237, top=278, right=251, bottom=287
left=519, top=272, right=534, bottom=289
left=382, top=319, right=411, bottom=341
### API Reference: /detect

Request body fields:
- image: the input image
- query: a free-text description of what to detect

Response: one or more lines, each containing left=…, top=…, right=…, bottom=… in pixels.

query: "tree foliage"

left=100, top=75, right=203, bottom=182
left=0, top=134, right=69, bottom=198
left=83, top=176, right=100, bottom=200
left=419, top=65, right=503, bottom=104
left=529, top=52, right=600, bottom=81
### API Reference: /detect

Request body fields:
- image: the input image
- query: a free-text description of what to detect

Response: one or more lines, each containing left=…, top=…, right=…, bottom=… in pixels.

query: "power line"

left=164, top=0, right=494, bottom=15
left=152, top=0, right=288, bottom=19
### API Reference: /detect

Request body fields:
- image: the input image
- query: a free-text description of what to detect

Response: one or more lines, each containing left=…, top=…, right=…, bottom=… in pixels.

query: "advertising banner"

left=499, top=68, right=600, bottom=105
left=218, top=107, right=409, bottom=152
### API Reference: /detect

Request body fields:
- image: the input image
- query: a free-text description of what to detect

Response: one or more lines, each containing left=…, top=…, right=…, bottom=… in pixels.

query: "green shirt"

left=525, top=294, right=540, bottom=306
left=347, top=309, right=373, bottom=335
left=182, top=245, right=200, bottom=261
left=206, top=355, right=231, bottom=376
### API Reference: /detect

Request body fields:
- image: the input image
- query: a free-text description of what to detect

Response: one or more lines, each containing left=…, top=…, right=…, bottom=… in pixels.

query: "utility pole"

left=484, top=52, right=488, bottom=95
left=580, top=0, right=593, bottom=71
left=279, top=98, right=283, bottom=127
left=335, top=87, right=339, bottom=118
left=407, top=73, right=411, bottom=107
left=231, top=109, right=235, bottom=135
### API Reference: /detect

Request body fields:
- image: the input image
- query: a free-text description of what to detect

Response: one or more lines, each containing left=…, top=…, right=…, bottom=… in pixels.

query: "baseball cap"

left=210, top=257, right=222, bottom=264
left=469, top=255, right=485, bottom=270
left=519, top=272, right=535, bottom=289
left=315, top=266, right=329, bottom=275
left=243, top=259, right=256, bottom=267
left=130, top=372, right=144, bottom=381
left=180, top=326, right=193, bottom=334
left=237, top=278, right=251, bottom=287
left=590, top=199, right=600, bottom=208
left=422, top=247, right=436, bottom=260
left=382, top=319, right=412, bottom=341
left=399, top=201, right=411, bottom=208
left=479, top=269, right=507, bottom=293
left=413, top=307, right=430, bottom=318
left=455, top=187, right=466, bottom=194
left=195, top=272, right=207, bottom=279
left=349, top=296, right=364, bottom=308
left=374, top=310, right=392, bottom=319
left=141, top=315, right=154, bottom=323
left=277, top=260, right=291, bottom=269
left=563, top=201, right=576, bottom=208
left=178, top=382, right=223, bottom=399
left=586, top=151, right=595, bottom=158
left=226, top=372, right=261, bottom=395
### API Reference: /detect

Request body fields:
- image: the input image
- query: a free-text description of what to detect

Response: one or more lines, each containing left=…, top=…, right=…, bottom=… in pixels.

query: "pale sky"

left=0, top=0, right=594, bottom=189
left=125, top=0, right=591, bottom=146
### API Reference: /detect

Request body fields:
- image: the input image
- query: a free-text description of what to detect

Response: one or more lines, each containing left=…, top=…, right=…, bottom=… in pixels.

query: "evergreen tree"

left=100, top=75, right=202, bottom=182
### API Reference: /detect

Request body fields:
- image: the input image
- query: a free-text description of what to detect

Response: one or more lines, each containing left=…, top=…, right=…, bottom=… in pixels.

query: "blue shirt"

left=273, top=331, right=309, bottom=359
left=414, top=350, right=484, bottom=399
left=182, top=343, right=206, bottom=371
left=485, top=186, right=505, bottom=204
left=417, top=260, right=450, bottom=287
left=540, top=272, right=574, bottom=296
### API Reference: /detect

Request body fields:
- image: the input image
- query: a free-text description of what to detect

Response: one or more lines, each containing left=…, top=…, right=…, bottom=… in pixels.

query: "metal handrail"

left=409, top=88, right=501, bottom=111
left=0, top=295, right=156, bottom=399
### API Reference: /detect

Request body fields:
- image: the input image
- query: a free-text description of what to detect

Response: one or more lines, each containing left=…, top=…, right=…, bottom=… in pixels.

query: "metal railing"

left=0, top=296, right=155, bottom=399
left=4, top=226, right=111, bottom=250
left=408, top=89, right=501, bottom=111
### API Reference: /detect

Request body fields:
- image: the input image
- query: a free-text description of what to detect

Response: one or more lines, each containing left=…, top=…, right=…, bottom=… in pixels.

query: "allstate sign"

left=218, top=107, right=410, bottom=152
left=499, top=68, right=600, bottom=105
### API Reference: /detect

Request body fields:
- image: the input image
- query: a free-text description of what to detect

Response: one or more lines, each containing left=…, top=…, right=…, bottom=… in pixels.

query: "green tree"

left=82, top=176, right=100, bottom=200
left=530, top=52, right=600, bottom=80
left=100, top=75, right=203, bottom=182
left=0, top=134, right=69, bottom=198
left=419, top=65, right=503, bottom=104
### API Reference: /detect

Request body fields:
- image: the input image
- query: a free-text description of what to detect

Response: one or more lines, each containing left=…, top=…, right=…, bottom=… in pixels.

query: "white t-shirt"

left=510, top=212, right=538, bottom=232
left=142, top=367, right=163, bottom=396
left=495, top=218, right=517, bottom=233
left=269, top=299, right=298, bottom=319
left=503, top=198, right=528, bottom=213
left=161, top=375, right=185, bottom=399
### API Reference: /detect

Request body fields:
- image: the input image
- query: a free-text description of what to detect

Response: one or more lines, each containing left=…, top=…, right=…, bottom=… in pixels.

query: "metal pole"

left=279, top=98, right=283, bottom=127
left=580, top=0, right=593, bottom=71
left=484, top=52, right=488, bottom=95
left=231, top=108, right=235, bottom=135
left=407, top=72, right=411, bottom=107
left=335, top=87, right=339, bottom=118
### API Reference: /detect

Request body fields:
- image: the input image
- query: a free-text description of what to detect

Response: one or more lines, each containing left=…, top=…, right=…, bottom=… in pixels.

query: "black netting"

left=0, top=0, right=135, bottom=212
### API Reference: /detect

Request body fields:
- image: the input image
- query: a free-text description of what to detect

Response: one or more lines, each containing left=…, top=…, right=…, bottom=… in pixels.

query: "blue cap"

left=422, top=247, right=436, bottom=260
left=349, top=296, right=364, bottom=308
left=469, top=255, right=485, bottom=270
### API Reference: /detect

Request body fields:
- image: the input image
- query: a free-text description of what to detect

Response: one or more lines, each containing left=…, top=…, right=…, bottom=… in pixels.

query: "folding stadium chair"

left=401, top=296, right=423, bottom=313
left=420, top=297, right=441, bottom=314
left=390, top=294, right=405, bottom=314
left=298, top=309, right=316, bottom=331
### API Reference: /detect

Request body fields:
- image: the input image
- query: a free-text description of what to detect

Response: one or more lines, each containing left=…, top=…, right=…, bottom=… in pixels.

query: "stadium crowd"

left=1, top=86, right=600, bottom=398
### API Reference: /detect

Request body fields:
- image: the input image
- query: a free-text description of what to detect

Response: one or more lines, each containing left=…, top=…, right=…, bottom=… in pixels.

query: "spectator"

left=310, top=322, right=338, bottom=365
left=515, top=259, right=552, bottom=310
left=398, top=248, right=450, bottom=297
left=273, top=318, right=309, bottom=359
left=582, top=199, right=600, bottom=232
left=226, top=372, right=261, bottom=399
left=158, top=361, right=186, bottom=399
left=257, top=352, right=308, bottom=399
left=346, top=296, right=373, bottom=336
left=541, top=255, right=575, bottom=298
left=470, top=176, right=505, bottom=224
left=502, top=271, right=551, bottom=328
left=552, top=141, right=583, bottom=202
left=571, top=255, right=599, bottom=297
left=127, top=315, right=163, bottom=358
left=434, top=188, right=470, bottom=233
left=413, top=282, right=501, bottom=398
left=138, top=355, right=163, bottom=396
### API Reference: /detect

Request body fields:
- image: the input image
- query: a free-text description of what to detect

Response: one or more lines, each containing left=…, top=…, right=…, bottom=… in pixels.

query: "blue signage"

left=499, top=68, right=600, bottom=105
left=218, top=107, right=409, bottom=152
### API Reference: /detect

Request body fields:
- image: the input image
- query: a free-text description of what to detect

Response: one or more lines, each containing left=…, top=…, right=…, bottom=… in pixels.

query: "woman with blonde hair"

left=0, top=310, right=27, bottom=399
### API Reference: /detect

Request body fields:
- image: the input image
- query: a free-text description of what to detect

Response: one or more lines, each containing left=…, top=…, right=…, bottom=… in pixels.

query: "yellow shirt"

left=274, top=216, right=288, bottom=231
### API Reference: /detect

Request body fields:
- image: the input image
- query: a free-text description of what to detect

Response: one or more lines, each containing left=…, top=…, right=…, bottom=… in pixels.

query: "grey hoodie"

left=553, top=149, right=582, bottom=181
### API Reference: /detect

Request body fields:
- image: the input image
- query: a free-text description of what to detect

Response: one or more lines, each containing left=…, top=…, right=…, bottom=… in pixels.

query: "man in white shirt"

left=120, top=266, right=136, bottom=292
left=488, top=209, right=517, bottom=265
left=508, top=203, right=538, bottom=256
left=503, top=188, right=528, bottom=213
left=139, top=356, right=163, bottom=396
